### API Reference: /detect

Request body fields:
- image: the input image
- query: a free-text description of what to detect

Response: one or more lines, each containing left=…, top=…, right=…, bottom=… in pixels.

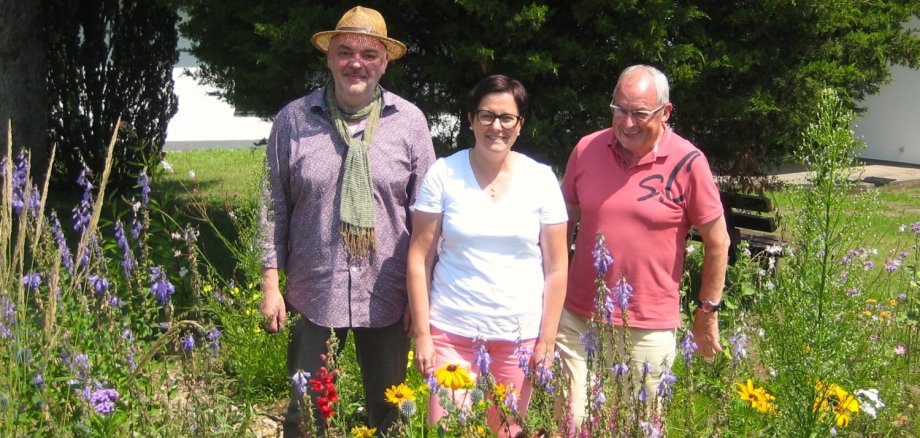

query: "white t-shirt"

left=413, top=149, right=567, bottom=340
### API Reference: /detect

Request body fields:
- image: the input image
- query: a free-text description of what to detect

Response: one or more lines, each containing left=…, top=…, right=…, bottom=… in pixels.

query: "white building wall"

left=855, top=18, right=920, bottom=165
left=165, top=67, right=273, bottom=150
left=164, top=34, right=272, bottom=150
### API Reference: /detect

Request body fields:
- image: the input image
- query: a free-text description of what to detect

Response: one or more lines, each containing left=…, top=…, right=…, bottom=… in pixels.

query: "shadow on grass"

left=44, top=177, right=252, bottom=311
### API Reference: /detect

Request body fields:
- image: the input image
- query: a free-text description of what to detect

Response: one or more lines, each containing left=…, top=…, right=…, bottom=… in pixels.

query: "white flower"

left=855, top=388, right=884, bottom=418
left=170, top=232, right=182, bottom=240
left=768, top=257, right=776, bottom=271
left=765, top=281, right=775, bottom=291
left=188, top=170, right=196, bottom=180
left=765, top=244, right=783, bottom=255
left=900, top=224, right=907, bottom=232
left=161, top=160, right=173, bottom=173
left=173, top=250, right=181, bottom=257
left=132, top=201, right=141, bottom=212
left=685, top=244, right=696, bottom=255
left=179, top=267, right=188, bottom=278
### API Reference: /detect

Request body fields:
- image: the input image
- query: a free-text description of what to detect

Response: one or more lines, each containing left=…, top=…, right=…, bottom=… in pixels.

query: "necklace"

left=470, top=149, right=508, bottom=199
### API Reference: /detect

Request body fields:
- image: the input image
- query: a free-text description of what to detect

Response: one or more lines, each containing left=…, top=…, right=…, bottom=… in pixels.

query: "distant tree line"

left=170, top=0, right=920, bottom=181
left=1, top=0, right=918, bottom=189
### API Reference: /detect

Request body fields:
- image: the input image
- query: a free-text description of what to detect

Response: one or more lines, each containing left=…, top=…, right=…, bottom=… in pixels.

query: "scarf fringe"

left=340, top=223, right=376, bottom=259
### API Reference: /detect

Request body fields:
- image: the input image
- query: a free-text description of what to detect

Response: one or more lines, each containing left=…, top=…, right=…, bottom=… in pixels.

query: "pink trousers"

left=428, top=326, right=536, bottom=437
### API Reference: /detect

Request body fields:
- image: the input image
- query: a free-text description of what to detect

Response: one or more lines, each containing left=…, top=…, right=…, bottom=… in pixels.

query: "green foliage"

left=0, top=135, right=254, bottom=435
left=170, top=0, right=919, bottom=176
left=44, top=0, right=179, bottom=191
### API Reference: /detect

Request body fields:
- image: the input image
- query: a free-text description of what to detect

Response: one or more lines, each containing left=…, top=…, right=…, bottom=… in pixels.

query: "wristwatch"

left=698, top=299, right=722, bottom=313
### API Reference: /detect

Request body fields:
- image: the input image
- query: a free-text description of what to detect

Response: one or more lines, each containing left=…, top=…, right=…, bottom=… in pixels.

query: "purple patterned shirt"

left=261, top=87, right=435, bottom=328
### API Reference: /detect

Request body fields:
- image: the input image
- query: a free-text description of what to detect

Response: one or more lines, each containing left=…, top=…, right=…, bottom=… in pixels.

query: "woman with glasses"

left=407, top=75, right=568, bottom=436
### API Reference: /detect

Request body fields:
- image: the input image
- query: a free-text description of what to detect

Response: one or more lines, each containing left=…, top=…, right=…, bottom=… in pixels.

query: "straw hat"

left=311, top=6, right=407, bottom=60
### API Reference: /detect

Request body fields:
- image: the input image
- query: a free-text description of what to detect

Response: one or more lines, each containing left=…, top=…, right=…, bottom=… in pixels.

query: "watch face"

left=700, top=300, right=720, bottom=312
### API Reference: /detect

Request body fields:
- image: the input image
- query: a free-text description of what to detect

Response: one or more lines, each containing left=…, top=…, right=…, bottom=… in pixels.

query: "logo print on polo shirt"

left=635, top=151, right=702, bottom=203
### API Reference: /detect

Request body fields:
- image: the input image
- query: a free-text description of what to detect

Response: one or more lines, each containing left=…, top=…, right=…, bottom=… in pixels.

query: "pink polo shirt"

left=561, top=127, right=723, bottom=329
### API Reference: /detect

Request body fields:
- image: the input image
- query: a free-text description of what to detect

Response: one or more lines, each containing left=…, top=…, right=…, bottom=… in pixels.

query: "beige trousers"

left=555, top=308, right=676, bottom=428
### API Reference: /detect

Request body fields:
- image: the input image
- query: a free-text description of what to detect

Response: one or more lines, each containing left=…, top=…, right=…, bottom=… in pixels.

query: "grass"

left=160, top=147, right=265, bottom=278
left=770, top=181, right=920, bottom=255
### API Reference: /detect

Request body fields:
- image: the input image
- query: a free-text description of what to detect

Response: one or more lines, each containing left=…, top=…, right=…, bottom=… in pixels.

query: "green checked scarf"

left=325, top=82, right=382, bottom=259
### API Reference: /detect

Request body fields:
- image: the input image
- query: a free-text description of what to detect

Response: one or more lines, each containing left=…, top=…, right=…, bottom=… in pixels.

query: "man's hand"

left=260, top=289, right=287, bottom=333
left=530, top=340, right=555, bottom=373
left=691, top=310, right=723, bottom=358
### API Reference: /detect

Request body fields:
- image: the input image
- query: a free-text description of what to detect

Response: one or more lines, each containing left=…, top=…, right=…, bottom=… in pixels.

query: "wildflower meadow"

left=2, top=88, right=918, bottom=437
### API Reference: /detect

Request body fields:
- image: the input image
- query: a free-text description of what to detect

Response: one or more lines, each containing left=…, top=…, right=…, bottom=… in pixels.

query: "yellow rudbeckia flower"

left=435, top=363, right=474, bottom=390
left=385, top=383, right=416, bottom=407
left=351, top=425, right=377, bottom=437
left=813, top=381, right=860, bottom=428
left=735, top=378, right=776, bottom=413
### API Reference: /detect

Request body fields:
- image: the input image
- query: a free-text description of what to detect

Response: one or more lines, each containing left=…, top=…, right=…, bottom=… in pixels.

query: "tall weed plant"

left=750, top=89, right=917, bottom=436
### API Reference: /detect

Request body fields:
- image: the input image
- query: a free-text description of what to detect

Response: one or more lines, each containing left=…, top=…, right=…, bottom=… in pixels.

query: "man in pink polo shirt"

left=557, top=65, right=730, bottom=427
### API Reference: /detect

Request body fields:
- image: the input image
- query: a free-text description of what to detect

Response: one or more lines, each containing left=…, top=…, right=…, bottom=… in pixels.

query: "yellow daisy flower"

left=351, top=425, right=377, bottom=437
left=735, top=379, right=776, bottom=413
left=435, top=363, right=474, bottom=390
left=493, top=383, right=509, bottom=403
left=813, top=381, right=860, bottom=428
left=384, top=383, right=416, bottom=407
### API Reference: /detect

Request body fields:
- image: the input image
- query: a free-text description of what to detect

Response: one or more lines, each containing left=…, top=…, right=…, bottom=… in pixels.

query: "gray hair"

left=613, top=65, right=670, bottom=105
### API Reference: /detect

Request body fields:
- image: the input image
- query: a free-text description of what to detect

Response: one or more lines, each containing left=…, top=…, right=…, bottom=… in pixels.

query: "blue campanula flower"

left=291, top=369, right=311, bottom=396
left=207, top=327, right=221, bottom=351
left=138, top=171, right=151, bottom=207
left=614, top=277, right=634, bottom=311
left=113, top=221, right=136, bottom=276
left=0, top=296, right=15, bottom=339
left=592, top=233, right=614, bottom=276
left=49, top=211, right=74, bottom=273
left=611, top=362, right=629, bottom=379
left=88, top=275, right=109, bottom=295
left=149, top=267, right=175, bottom=305
left=910, top=221, right=920, bottom=233
left=594, top=389, right=607, bottom=408
left=680, top=332, right=698, bottom=368
left=728, top=328, right=748, bottom=363
left=21, top=272, right=41, bottom=290
left=473, top=336, right=491, bottom=377
left=580, top=329, right=600, bottom=360
left=180, top=334, right=195, bottom=352
left=641, top=361, right=652, bottom=377
left=504, top=385, right=520, bottom=414
left=657, top=368, right=677, bottom=399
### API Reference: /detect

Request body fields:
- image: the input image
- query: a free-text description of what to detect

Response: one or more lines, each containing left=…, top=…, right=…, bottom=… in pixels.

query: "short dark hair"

left=467, top=75, right=529, bottom=119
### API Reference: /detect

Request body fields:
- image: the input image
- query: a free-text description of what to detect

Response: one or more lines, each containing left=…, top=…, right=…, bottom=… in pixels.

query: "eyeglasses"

left=474, top=110, right=522, bottom=129
left=609, top=102, right=667, bottom=123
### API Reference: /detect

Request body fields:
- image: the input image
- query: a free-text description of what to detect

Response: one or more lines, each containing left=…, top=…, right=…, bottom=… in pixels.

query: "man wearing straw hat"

left=259, top=6, right=435, bottom=436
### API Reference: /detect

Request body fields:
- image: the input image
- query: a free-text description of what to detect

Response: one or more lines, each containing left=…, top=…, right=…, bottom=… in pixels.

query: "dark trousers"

left=283, top=317, right=409, bottom=438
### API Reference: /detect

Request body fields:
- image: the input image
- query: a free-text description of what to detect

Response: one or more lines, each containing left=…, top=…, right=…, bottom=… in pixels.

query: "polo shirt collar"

left=610, top=125, right=673, bottom=168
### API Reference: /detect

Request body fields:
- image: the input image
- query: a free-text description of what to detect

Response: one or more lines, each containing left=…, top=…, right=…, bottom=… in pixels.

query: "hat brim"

left=311, top=30, right=407, bottom=61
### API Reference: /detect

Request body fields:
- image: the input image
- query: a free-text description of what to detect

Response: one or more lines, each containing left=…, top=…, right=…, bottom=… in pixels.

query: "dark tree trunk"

left=0, top=0, right=48, bottom=169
